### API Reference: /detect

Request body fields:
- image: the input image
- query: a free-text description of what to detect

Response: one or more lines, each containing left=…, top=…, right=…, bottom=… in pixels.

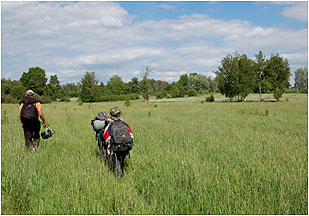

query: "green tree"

left=254, top=51, right=267, bottom=102
left=215, top=54, right=239, bottom=101
left=294, top=67, right=308, bottom=93
left=10, top=80, right=26, bottom=100
left=265, top=53, right=291, bottom=101
left=166, top=81, right=186, bottom=98
left=61, top=83, right=79, bottom=98
left=1, top=78, right=26, bottom=100
left=105, top=75, right=127, bottom=95
left=1, top=78, right=10, bottom=95
left=177, top=74, right=189, bottom=93
left=188, top=73, right=215, bottom=94
left=170, top=83, right=180, bottom=98
left=187, top=88, right=197, bottom=97
left=141, top=66, right=152, bottom=101
left=128, top=77, right=140, bottom=94
left=46, top=75, right=61, bottom=100
left=238, top=54, right=255, bottom=101
left=149, top=79, right=169, bottom=95
left=20, top=67, right=48, bottom=95
left=80, top=72, right=101, bottom=102
left=99, top=82, right=105, bottom=95
left=216, top=53, right=255, bottom=101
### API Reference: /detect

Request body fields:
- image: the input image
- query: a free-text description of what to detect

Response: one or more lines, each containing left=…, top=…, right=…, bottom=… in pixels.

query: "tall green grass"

left=1, top=94, right=308, bottom=214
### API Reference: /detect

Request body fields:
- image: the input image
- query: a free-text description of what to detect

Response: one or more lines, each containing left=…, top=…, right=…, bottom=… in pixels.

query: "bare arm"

left=19, top=111, right=23, bottom=128
left=37, top=108, right=47, bottom=127
left=19, top=103, right=23, bottom=127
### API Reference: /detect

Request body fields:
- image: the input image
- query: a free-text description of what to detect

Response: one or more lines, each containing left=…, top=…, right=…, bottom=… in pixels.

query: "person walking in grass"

left=103, top=107, right=134, bottom=172
left=103, top=107, right=133, bottom=151
left=19, top=90, right=47, bottom=151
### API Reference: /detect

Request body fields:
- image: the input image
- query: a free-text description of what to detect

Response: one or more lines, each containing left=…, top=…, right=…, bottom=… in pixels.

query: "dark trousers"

left=23, top=121, right=40, bottom=150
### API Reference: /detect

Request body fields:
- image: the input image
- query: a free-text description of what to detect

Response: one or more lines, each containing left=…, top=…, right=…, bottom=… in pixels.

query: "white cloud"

left=159, top=4, right=175, bottom=11
left=282, top=2, right=308, bottom=22
left=270, top=2, right=308, bottom=22
left=281, top=52, right=308, bottom=65
left=1, top=1, right=307, bottom=84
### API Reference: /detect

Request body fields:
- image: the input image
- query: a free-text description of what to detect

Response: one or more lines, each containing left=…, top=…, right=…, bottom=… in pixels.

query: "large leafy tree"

left=20, top=67, right=48, bottom=95
left=105, top=75, right=127, bottom=95
left=215, top=54, right=240, bottom=101
left=188, top=72, right=216, bottom=94
left=148, top=79, right=169, bottom=95
left=216, top=53, right=256, bottom=101
left=237, top=54, right=255, bottom=101
left=265, top=53, right=291, bottom=101
left=10, top=80, right=26, bottom=100
left=1, top=78, right=26, bottom=100
left=60, top=83, right=79, bottom=98
left=128, top=77, right=140, bottom=94
left=177, top=74, right=189, bottom=93
left=45, top=75, right=61, bottom=100
left=169, top=83, right=181, bottom=98
left=80, top=72, right=101, bottom=102
left=294, top=67, right=308, bottom=93
left=1, top=78, right=12, bottom=95
left=254, top=51, right=267, bottom=102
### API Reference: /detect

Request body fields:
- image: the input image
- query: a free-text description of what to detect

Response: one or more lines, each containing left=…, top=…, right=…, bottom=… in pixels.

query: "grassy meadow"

left=1, top=93, right=308, bottom=214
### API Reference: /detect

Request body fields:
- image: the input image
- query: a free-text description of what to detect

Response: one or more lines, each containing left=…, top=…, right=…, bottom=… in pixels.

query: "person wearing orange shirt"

left=19, top=90, right=47, bottom=151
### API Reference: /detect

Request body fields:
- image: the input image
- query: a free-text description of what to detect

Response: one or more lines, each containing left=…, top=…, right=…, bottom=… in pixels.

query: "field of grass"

left=1, top=93, right=308, bottom=214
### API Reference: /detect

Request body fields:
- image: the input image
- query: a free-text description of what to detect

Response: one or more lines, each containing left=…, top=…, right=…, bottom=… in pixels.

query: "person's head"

left=26, top=90, right=35, bottom=98
left=110, top=107, right=122, bottom=120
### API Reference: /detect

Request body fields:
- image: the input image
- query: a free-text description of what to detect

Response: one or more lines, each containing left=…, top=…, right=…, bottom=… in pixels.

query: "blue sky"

left=1, top=1, right=308, bottom=85
left=119, top=1, right=307, bottom=29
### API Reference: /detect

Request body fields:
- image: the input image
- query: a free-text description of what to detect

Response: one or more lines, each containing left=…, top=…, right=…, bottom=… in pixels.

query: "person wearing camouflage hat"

left=103, top=107, right=133, bottom=154
left=109, top=107, right=122, bottom=120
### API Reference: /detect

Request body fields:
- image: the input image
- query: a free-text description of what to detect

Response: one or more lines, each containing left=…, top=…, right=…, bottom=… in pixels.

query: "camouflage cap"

left=110, top=107, right=122, bottom=120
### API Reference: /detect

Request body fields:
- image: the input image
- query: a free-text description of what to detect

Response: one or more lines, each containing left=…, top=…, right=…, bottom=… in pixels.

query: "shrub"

left=284, top=88, right=301, bottom=93
left=78, top=101, right=83, bottom=105
left=129, top=94, right=140, bottom=100
left=273, top=89, right=284, bottom=101
left=187, top=89, right=197, bottom=97
left=155, top=91, right=168, bottom=99
left=35, top=95, right=52, bottom=104
left=59, top=97, right=70, bottom=102
left=1, top=94, right=18, bottom=104
left=206, top=95, right=215, bottom=102
left=124, top=100, right=131, bottom=107
left=170, top=86, right=180, bottom=98
left=100, top=94, right=140, bottom=102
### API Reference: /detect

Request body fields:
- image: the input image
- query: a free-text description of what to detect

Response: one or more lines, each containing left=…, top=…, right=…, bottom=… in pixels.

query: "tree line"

left=216, top=51, right=293, bottom=102
left=1, top=66, right=217, bottom=103
left=1, top=51, right=307, bottom=103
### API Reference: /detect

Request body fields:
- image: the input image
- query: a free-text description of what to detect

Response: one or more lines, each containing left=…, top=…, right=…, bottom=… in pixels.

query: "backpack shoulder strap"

left=19, top=99, right=25, bottom=105
left=111, top=120, right=123, bottom=127
left=24, top=98, right=37, bottom=106
left=21, top=98, right=38, bottom=113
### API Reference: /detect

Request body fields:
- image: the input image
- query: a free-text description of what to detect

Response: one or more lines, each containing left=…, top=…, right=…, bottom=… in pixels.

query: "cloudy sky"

left=1, top=1, right=308, bottom=85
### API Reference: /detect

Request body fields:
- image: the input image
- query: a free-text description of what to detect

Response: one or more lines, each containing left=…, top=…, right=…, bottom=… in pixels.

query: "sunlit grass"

left=1, top=94, right=308, bottom=214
